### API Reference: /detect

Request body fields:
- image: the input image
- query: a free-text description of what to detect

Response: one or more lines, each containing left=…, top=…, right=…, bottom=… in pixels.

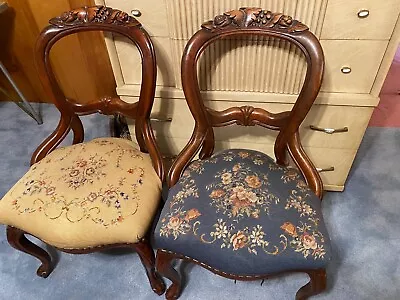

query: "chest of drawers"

left=95, top=0, right=400, bottom=191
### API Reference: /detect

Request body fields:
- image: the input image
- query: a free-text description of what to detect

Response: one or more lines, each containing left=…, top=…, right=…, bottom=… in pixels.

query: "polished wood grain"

left=158, top=7, right=327, bottom=300
left=6, top=6, right=165, bottom=295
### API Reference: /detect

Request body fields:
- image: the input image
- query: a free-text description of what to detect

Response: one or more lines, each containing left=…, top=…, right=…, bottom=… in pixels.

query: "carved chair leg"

left=6, top=226, right=53, bottom=278
left=296, top=269, right=327, bottom=300
left=156, top=250, right=182, bottom=300
left=134, top=240, right=166, bottom=295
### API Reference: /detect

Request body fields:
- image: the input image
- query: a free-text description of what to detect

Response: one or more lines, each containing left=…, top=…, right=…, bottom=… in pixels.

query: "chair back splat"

left=171, top=7, right=324, bottom=198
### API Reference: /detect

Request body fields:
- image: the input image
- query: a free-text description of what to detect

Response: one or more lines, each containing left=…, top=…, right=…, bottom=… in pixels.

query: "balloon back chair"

left=154, top=7, right=332, bottom=300
left=0, top=6, right=165, bottom=295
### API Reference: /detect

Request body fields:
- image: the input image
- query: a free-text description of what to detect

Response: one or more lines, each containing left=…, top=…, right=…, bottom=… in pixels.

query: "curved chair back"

left=171, top=7, right=325, bottom=197
left=33, top=5, right=163, bottom=180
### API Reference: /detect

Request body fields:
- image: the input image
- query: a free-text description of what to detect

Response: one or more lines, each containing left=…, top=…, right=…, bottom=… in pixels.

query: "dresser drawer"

left=321, top=40, right=387, bottom=94
left=104, top=0, right=169, bottom=37
left=303, top=147, right=356, bottom=190
left=321, top=0, right=400, bottom=40
left=167, top=0, right=327, bottom=40
left=124, top=97, right=371, bottom=151
left=301, top=105, right=373, bottom=149
left=114, top=36, right=175, bottom=87
left=166, top=38, right=387, bottom=94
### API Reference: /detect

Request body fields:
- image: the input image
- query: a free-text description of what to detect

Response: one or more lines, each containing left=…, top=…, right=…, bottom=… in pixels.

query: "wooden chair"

left=154, top=8, right=332, bottom=300
left=0, top=6, right=165, bottom=295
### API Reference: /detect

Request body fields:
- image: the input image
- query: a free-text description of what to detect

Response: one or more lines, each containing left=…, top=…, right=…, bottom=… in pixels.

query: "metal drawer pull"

left=131, top=9, right=142, bottom=17
left=341, top=67, right=352, bottom=74
left=357, top=9, right=370, bottom=18
left=317, top=167, right=335, bottom=173
left=150, top=117, right=172, bottom=122
left=309, top=125, right=349, bottom=134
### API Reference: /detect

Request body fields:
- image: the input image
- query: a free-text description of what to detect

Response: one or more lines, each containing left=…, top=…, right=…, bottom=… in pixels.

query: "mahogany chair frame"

left=156, top=8, right=327, bottom=300
left=6, top=6, right=165, bottom=295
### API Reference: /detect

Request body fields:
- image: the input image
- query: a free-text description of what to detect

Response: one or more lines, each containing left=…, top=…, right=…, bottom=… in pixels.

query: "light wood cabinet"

left=97, top=0, right=400, bottom=191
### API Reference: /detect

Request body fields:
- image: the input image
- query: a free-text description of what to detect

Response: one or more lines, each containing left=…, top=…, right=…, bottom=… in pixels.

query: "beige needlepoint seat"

left=0, top=137, right=161, bottom=249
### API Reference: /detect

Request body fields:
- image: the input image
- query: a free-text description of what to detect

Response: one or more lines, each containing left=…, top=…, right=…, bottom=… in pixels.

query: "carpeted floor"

left=0, top=102, right=399, bottom=299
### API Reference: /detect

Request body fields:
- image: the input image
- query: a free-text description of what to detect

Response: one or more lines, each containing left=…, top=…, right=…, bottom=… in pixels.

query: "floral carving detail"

left=202, top=7, right=309, bottom=33
left=238, top=106, right=256, bottom=126
left=49, top=6, right=140, bottom=27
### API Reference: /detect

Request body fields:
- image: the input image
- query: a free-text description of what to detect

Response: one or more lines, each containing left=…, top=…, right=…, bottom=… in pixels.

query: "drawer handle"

left=131, top=9, right=142, bottom=17
left=341, top=67, right=352, bottom=74
left=357, top=9, right=370, bottom=18
left=309, top=125, right=349, bottom=134
left=317, top=167, right=335, bottom=173
left=150, top=117, right=172, bottom=122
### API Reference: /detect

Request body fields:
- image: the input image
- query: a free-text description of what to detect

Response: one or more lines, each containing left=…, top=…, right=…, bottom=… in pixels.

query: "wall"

left=369, top=46, right=400, bottom=127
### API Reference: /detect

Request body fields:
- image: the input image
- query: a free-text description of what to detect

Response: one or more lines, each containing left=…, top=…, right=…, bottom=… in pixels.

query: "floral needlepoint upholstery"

left=155, top=149, right=331, bottom=275
left=0, top=138, right=161, bottom=249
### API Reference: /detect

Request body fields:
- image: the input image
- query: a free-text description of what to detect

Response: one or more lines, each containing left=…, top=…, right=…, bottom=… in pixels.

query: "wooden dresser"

left=95, top=0, right=400, bottom=191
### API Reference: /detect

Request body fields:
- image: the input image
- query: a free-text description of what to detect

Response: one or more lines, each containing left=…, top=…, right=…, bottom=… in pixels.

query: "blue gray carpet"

left=0, top=102, right=399, bottom=299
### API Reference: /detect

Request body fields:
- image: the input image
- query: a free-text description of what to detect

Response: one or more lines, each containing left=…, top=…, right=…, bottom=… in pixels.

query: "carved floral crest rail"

left=202, top=7, right=309, bottom=33
left=49, top=5, right=140, bottom=27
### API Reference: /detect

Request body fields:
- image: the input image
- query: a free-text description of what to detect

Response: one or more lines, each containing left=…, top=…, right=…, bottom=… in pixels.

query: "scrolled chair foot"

left=296, top=269, right=327, bottom=300
left=6, top=226, right=54, bottom=278
left=135, top=239, right=166, bottom=295
left=156, top=250, right=182, bottom=300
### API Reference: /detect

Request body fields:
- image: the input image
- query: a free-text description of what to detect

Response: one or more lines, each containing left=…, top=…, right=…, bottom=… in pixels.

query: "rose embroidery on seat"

left=12, top=183, right=140, bottom=227
left=245, top=175, right=262, bottom=188
left=61, top=155, right=107, bottom=189
left=231, top=231, right=248, bottom=250
left=206, top=158, right=280, bottom=220
left=159, top=208, right=202, bottom=239
left=10, top=139, right=150, bottom=228
left=281, top=168, right=300, bottom=183
left=22, top=179, right=55, bottom=196
left=196, top=219, right=287, bottom=255
left=281, top=221, right=326, bottom=259
left=158, top=149, right=327, bottom=260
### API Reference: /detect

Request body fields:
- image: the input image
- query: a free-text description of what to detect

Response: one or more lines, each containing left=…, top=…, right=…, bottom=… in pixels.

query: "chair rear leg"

left=156, top=250, right=182, bottom=300
left=134, top=239, right=166, bottom=295
left=6, top=226, right=53, bottom=278
left=296, top=269, right=327, bottom=300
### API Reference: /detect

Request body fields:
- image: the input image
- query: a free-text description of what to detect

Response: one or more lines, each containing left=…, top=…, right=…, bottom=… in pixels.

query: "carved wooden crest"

left=202, top=7, right=308, bottom=33
left=238, top=106, right=256, bottom=126
left=49, top=6, right=140, bottom=27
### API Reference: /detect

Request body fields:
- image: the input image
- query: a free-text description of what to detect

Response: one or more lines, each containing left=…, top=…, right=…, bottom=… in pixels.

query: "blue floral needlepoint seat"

left=155, top=149, right=332, bottom=276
